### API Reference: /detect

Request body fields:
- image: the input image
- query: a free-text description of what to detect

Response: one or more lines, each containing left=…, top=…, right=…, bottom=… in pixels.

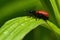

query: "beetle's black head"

left=29, top=10, right=36, bottom=14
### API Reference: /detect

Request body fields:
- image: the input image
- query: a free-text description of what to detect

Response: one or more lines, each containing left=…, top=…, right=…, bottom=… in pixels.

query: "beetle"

left=29, top=10, right=49, bottom=20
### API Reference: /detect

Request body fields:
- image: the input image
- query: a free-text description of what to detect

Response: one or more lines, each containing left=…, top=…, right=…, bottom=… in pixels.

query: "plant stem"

left=50, top=0, right=60, bottom=27
left=46, top=20, right=60, bottom=36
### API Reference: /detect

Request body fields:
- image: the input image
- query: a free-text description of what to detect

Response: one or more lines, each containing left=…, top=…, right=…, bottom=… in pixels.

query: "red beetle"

left=29, top=10, right=49, bottom=20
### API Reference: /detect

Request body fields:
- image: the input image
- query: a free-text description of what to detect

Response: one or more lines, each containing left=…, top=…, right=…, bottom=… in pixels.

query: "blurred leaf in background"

left=0, top=0, right=60, bottom=40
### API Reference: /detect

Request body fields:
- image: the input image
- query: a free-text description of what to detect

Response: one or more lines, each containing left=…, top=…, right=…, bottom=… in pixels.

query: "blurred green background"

left=0, top=0, right=60, bottom=40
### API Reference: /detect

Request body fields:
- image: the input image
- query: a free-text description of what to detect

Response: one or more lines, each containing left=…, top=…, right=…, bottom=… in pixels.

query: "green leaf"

left=50, top=0, right=60, bottom=27
left=0, top=16, right=45, bottom=40
left=42, top=20, right=60, bottom=36
left=0, top=0, right=60, bottom=40
left=47, top=21, right=60, bottom=35
left=56, top=0, right=60, bottom=11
